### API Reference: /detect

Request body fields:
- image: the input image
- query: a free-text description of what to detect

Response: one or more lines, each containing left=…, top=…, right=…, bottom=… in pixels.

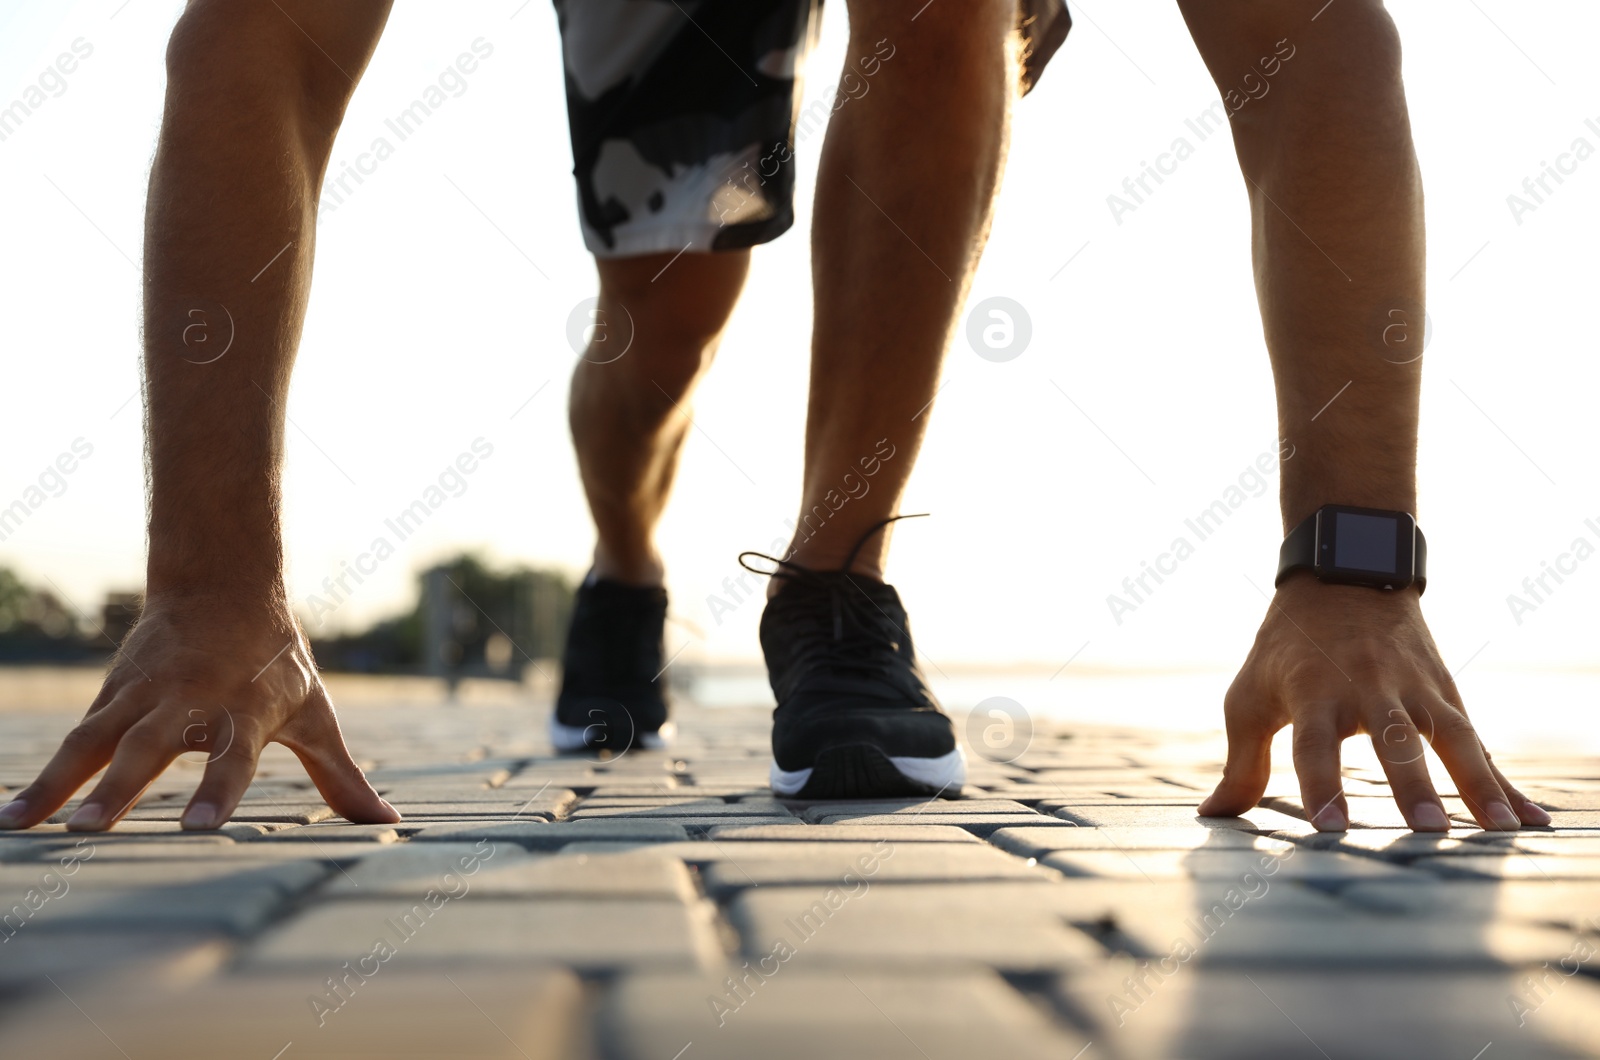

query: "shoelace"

left=738, top=514, right=926, bottom=683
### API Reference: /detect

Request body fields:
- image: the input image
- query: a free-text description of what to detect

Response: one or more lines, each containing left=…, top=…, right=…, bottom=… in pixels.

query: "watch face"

left=1316, top=506, right=1416, bottom=587
left=1333, top=511, right=1399, bottom=573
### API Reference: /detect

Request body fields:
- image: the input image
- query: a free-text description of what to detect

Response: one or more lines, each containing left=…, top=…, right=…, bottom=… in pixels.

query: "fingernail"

left=1522, top=800, right=1552, bottom=826
left=1312, top=805, right=1347, bottom=832
left=66, top=803, right=104, bottom=830
left=0, top=799, right=26, bottom=828
left=1487, top=800, right=1521, bottom=831
left=181, top=802, right=218, bottom=830
left=1412, top=803, right=1450, bottom=832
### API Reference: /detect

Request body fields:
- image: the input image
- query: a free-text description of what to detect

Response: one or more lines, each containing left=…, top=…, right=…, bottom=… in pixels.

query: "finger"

left=1199, top=717, right=1276, bottom=817
left=1291, top=718, right=1348, bottom=831
left=1422, top=702, right=1522, bottom=831
left=68, top=715, right=187, bottom=831
left=1486, top=757, right=1552, bottom=826
left=181, top=713, right=265, bottom=831
left=277, top=694, right=399, bottom=824
left=0, top=691, right=145, bottom=830
left=1367, top=700, right=1449, bottom=832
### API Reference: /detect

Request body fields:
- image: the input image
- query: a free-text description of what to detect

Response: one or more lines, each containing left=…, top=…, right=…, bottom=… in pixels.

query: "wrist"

left=144, top=562, right=289, bottom=610
left=1274, top=568, right=1422, bottom=607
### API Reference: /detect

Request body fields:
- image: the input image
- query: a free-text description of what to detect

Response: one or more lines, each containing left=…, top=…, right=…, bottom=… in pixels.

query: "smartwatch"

left=1275, top=504, right=1427, bottom=593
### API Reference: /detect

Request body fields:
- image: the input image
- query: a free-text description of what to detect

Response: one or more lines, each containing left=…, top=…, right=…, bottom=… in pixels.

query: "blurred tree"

left=309, top=554, right=573, bottom=678
left=0, top=567, right=95, bottom=662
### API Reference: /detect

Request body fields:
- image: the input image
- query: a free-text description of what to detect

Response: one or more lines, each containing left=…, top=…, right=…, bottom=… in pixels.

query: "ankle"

left=765, top=546, right=884, bottom=599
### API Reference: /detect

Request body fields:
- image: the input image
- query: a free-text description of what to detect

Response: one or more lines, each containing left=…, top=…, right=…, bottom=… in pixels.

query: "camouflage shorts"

left=555, top=0, right=1070, bottom=259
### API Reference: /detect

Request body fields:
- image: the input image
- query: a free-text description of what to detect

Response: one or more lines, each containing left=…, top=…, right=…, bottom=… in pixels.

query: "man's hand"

left=1199, top=575, right=1550, bottom=832
left=0, top=592, right=398, bottom=832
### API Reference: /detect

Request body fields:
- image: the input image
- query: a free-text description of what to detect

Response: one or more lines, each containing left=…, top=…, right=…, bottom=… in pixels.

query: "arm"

left=1177, top=0, right=1546, bottom=831
left=0, top=0, right=397, bottom=833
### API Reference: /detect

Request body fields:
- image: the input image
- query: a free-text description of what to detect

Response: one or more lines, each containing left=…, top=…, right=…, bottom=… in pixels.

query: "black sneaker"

left=747, top=517, right=965, bottom=799
left=550, top=576, right=674, bottom=753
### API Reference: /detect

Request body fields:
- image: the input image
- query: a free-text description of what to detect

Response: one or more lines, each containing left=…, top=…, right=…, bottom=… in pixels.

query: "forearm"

left=1182, top=0, right=1425, bottom=528
left=1255, top=131, right=1425, bottom=528
left=140, top=85, right=325, bottom=600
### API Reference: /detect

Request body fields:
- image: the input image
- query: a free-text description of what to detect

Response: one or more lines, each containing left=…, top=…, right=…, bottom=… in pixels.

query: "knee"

left=1188, top=0, right=1402, bottom=109
left=1186, top=0, right=1406, bottom=154
left=597, top=250, right=748, bottom=358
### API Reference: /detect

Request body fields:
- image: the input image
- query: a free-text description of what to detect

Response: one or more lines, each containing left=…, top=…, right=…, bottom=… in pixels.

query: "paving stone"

left=725, top=884, right=1104, bottom=972
left=1532, top=811, right=1600, bottom=830
left=0, top=863, right=326, bottom=935
left=1026, top=795, right=1207, bottom=809
left=124, top=800, right=337, bottom=825
left=8, top=840, right=386, bottom=863
left=1051, top=804, right=1308, bottom=831
left=1341, top=880, right=1600, bottom=925
left=407, top=819, right=690, bottom=850
left=810, top=813, right=1074, bottom=838
left=368, top=784, right=508, bottom=800
left=577, top=783, right=689, bottom=796
left=990, top=826, right=1296, bottom=857
left=10, top=820, right=267, bottom=841
left=568, top=800, right=791, bottom=819
left=320, top=843, right=695, bottom=902
left=0, top=857, right=325, bottom=893
left=1019, top=878, right=1357, bottom=942
left=636, top=815, right=802, bottom=830
left=3, top=884, right=287, bottom=936
left=1520, top=789, right=1600, bottom=812
left=254, top=823, right=402, bottom=843
left=572, top=795, right=721, bottom=808
left=708, top=824, right=981, bottom=843
left=8, top=696, right=1600, bottom=1056
left=385, top=794, right=576, bottom=819
left=1412, top=855, right=1600, bottom=880
left=1487, top=832, right=1600, bottom=854
left=600, top=969, right=1091, bottom=1060
left=365, top=766, right=514, bottom=786
left=1053, top=966, right=1593, bottom=1060
left=1287, top=828, right=1485, bottom=857
left=0, top=931, right=229, bottom=992
left=795, top=798, right=1035, bottom=822
left=1107, top=900, right=1576, bottom=967
left=700, top=842, right=1052, bottom=896
left=246, top=899, right=720, bottom=972
left=0, top=967, right=584, bottom=1059
left=1267, top=794, right=1474, bottom=829
left=1041, top=847, right=1421, bottom=883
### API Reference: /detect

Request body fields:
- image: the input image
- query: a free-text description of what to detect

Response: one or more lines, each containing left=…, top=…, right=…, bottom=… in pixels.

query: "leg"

left=1184, top=1, right=1545, bottom=831
left=569, top=250, right=750, bottom=587
left=760, top=1, right=1022, bottom=800
left=0, top=1, right=398, bottom=833
left=553, top=250, right=748, bottom=752
left=781, top=0, right=1019, bottom=577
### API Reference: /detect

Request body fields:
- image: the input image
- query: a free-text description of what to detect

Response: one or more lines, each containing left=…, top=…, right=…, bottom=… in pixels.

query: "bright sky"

left=2, top=0, right=1597, bottom=690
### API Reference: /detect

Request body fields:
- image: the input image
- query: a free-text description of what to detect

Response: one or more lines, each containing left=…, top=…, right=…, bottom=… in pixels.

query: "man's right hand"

left=0, top=592, right=398, bottom=832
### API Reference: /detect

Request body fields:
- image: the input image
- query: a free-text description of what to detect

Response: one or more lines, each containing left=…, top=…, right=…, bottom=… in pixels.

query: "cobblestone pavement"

left=3, top=698, right=1600, bottom=1059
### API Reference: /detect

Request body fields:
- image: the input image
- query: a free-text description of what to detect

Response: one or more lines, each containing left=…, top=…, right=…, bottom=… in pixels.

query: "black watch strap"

left=1275, top=506, right=1427, bottom=593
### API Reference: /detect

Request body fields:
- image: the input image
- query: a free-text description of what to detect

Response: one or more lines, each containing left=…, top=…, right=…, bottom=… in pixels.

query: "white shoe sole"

left=769, top=746, right=966, bottom=797
left=549, top=717, right=675, bottom=752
